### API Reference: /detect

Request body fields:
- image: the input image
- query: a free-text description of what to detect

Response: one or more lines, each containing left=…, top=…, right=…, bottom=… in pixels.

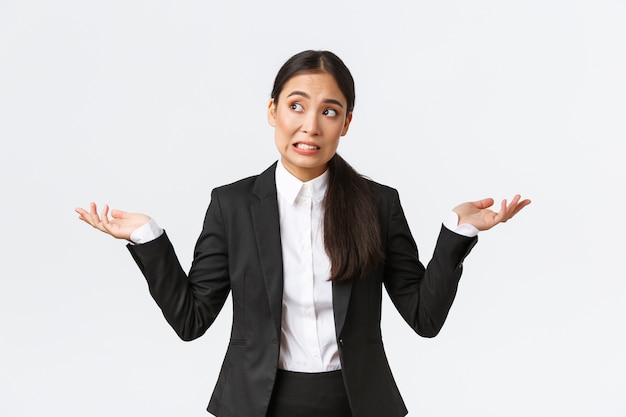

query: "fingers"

left=508, top=197, right=532, bottom=219
left=75, top=207, right=94, bottom=227
left=88, top=202, right=101, bottom=226
left=493, top=198, right=508, bottom=223
left=74, top=207, right=88, bottom=219
left=101, top=204, right=113, bottom=232
left=75, top=202, right=112, bottom=234
left=101, top=204, right=109, bottom=224
left=496, top=195, right=531, bottom=224
left=76, top=202, right=100, bottom=227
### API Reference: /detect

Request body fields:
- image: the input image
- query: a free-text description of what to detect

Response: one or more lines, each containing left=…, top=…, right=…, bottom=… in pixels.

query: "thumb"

left=473, top=198, right=495, bottom=209
left=110, top=209, right=127, bottom=220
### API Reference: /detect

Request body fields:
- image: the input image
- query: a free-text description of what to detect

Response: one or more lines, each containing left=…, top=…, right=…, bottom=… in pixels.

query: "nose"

left=301, top=112, right=321, bottom=136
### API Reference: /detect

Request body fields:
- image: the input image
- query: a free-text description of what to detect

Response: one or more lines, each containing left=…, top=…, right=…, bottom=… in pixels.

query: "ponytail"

left=324, top=154, right=384, bottom=281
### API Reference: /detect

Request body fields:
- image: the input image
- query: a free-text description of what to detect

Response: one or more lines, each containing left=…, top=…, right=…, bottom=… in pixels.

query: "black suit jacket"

left=127, top=162, right=477, bottom=417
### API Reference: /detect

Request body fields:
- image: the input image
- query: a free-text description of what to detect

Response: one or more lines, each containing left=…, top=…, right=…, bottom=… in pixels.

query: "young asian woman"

left=75, top=50, right=530, bottom=417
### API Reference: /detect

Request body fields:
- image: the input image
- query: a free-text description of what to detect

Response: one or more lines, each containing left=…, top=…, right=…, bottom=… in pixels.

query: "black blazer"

left=128, top=162, right=477, bottom=417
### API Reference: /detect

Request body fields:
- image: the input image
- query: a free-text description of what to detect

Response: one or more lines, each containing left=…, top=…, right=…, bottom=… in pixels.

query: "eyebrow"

left=286, top=90, right=344, bottom=108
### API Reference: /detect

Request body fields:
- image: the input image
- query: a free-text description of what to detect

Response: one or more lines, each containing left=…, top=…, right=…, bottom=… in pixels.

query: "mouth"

left=294, top=143, right=320, bottom=151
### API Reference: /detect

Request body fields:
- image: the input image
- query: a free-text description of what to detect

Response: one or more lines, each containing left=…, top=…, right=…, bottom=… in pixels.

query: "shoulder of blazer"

left=364, top=177, right=401, bottom=210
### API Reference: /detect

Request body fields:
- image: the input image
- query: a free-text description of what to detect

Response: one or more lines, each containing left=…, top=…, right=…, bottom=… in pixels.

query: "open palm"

left=453, top=194, right=531, bottom=231
left=75, top=202, right=151, bottom=240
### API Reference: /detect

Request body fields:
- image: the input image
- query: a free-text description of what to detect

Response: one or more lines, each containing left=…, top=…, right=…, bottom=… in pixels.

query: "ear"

left=341, top=112, right=353, bottom=136
left=267, top=99, right=277, bottom=127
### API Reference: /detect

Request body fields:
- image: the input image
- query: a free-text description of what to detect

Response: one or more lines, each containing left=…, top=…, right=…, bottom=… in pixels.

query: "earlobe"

left=267, top=99, right=277, bottom=127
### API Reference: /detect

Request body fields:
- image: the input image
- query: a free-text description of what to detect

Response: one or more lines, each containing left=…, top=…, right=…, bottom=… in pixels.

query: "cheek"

left=274, top=120, right=293, bottom=147
left=275, top=113, right=296, bottom=131
left=328, top=121, right=346, bottom=138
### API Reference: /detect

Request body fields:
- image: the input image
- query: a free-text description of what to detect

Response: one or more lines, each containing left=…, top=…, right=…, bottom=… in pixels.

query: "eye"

left=323, top=108, right=338, bottom=117
left=290, top=103, right=304, bottom=112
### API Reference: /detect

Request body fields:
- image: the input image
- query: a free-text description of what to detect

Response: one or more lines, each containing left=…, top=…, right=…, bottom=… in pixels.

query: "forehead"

left=280, top=72, right=346, bottom=103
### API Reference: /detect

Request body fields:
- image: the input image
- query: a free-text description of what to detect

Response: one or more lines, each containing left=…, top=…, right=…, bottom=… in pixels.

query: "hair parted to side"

left=271, top=50, right=384, bottom=281
left=271, top=50, right=355, bottom=112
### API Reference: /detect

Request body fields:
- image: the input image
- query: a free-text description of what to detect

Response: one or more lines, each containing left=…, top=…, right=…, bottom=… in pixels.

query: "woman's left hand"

left=453, top=194, right=531, bottom=231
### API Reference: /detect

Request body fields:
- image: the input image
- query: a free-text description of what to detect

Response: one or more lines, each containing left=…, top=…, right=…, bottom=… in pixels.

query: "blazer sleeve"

left=382, top=189, right=477, bottom=337
left=127, top=188, right=231, bottom=341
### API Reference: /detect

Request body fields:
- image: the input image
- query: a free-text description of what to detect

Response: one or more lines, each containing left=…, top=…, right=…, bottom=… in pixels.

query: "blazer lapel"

left=332, top=278, right=354, bottom=339
left=249, top=162, right=355, bottom=341
left=250, top=162, right=284, bottom=340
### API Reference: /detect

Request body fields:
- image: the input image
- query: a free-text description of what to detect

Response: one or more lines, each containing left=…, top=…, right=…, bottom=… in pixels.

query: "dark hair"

left=271, top=50, right=355, bottom=112
left=271, top=50, right=384, bottom=281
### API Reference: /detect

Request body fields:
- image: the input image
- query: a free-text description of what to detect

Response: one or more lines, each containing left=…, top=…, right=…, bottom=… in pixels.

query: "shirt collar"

left=275, top=160, right=329, bottom=205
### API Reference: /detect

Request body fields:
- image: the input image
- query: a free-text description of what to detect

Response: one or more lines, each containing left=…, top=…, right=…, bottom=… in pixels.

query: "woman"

left=76, top=50, right=530, bottom=417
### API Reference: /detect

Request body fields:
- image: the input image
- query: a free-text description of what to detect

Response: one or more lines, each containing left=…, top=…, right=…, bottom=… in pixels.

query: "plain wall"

left=1, top=1, right=624, bottom=416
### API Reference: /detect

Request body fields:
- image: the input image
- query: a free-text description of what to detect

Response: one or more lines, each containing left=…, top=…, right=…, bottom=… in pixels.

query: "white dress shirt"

left=129, top=161, right=479, bottom=373
left=274, top=162, right=339, bottom=372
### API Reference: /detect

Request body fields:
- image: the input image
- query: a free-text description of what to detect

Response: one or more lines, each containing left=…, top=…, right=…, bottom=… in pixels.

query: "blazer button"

left=338, top=338, right=344, bottom=347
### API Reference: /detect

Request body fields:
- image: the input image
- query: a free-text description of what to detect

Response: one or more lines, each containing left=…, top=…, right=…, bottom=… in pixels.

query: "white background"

left=1, top=1, right=624, bottom=416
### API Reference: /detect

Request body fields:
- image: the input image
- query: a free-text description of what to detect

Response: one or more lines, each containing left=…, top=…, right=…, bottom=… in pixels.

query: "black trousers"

left=266, top=369, right=353, bottom=417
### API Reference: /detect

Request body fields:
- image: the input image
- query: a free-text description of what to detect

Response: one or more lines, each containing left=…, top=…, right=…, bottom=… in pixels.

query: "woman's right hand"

left=75, top=202, right=151, bottom=241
